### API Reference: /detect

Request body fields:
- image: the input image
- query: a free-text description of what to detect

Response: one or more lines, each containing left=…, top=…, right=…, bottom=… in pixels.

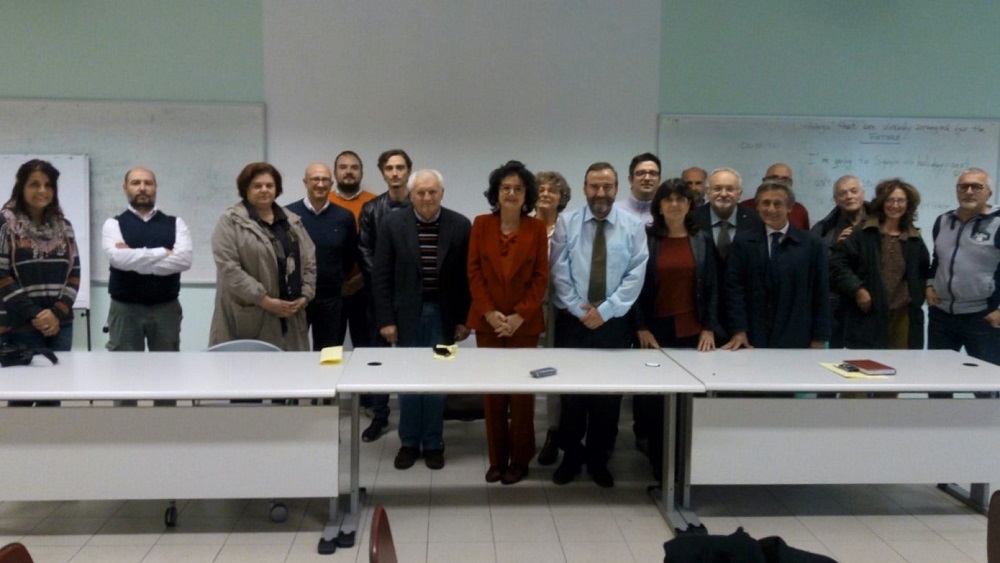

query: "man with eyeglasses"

left=926, top=167, right=1000, bottom=375
left=740, top=163, right=811, bottom=229
left=681, top=166, right=708, bottom=206
left=693, top=168, right=764, bottom=341
left=614, top=152, right=660, bottom=227
left=285, top=162, right=358, bottom=350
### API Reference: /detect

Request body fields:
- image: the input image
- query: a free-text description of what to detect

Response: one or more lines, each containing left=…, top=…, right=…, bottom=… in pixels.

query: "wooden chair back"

left=369, top=504, right=398, bottom=563
left=0, top=543, right=33, bottom=563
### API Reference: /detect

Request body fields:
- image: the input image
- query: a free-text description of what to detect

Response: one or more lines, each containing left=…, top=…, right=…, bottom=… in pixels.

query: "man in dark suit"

left=693, top=167, right=764, bottom=340
left=372, top=168, right=472, bottom=471
left=722, top=181, right=830, bottom=350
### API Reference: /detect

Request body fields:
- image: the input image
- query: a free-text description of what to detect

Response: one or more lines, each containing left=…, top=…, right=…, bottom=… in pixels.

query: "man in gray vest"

left=103, top=167, right=192, bottom=352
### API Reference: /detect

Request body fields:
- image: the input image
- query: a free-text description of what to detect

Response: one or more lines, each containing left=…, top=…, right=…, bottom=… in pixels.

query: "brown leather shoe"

left=485, top=465, right=503, bottom=483
left=501, top=465, right=528, bottom=485
left=537, top=429, right=559, bottom=466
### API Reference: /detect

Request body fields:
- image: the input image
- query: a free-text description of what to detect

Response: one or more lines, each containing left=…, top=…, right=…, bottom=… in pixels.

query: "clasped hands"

left=32, top=309, right=60, bottom=337
left=259, top=295, right=306, bottom=318
left=486, top=310, right=524, bottom=337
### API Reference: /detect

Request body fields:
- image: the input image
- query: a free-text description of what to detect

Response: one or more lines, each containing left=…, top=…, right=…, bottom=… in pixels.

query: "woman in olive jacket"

left=830, top=178, right=929, bottom=350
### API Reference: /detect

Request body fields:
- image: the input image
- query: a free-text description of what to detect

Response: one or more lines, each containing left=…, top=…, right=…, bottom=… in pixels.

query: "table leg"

left=939, top=482, right=991, bottom=514
left=319, top=393, right=366, bottom=554
left=650, top=393, right=704, bottom=535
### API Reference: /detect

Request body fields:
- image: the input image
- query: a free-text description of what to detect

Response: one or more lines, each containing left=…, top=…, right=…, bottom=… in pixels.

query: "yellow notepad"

left=433, top=344, right=457, bottom=360
left=319, top=346, right=343, bottom=365
left=819, top=362, right=889, bottom=379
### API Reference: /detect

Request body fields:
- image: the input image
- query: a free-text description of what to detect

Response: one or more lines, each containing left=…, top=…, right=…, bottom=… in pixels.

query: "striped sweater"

left=0, top=211, right=80, bottom=332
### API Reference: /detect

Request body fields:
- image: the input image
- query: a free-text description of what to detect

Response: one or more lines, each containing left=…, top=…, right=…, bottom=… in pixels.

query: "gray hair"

left=407, top=168, right=444, bottom=191
left=832, top=175, right=861, bottom=194
left=709, top=167, right=742, bottom=188
left=958, top=167, right=993, bottom=190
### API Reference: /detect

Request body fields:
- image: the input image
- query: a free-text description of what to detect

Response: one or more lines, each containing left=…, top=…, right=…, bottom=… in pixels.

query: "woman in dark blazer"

left=632, top=178, right=721, bottom=481
left=830, top=178, right=929, bottom=350
left=467, top=161, right=548, bottom=485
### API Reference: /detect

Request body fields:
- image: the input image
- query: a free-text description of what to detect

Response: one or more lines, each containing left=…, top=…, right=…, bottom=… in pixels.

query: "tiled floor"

left=0, top=399, right=990, bottom=562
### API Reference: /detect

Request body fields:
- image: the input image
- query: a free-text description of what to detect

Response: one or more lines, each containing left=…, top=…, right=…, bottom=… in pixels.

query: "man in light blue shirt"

left=549, top=161, right=648, bottom=488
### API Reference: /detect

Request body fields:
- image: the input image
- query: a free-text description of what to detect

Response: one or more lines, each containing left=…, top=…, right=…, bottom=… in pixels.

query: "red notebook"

left=843, top=359, right=896, bottom=376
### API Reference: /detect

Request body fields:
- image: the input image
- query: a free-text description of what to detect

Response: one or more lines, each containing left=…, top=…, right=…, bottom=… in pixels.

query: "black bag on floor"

left=663, top=526, right=837, bottom=563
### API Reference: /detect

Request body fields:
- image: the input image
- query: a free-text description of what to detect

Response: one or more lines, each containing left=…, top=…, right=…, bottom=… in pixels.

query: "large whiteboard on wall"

left=658, top=115, right=1000, bottom=248
left=0, top=154, right=91, bottom=309
left=0, top=99, right=266, bottom=283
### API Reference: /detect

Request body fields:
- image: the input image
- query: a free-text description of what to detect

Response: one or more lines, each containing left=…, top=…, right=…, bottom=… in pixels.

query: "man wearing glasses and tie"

left=926, top=168, right=1000, bottom=376
left=693, top=168, right=764, bottom=343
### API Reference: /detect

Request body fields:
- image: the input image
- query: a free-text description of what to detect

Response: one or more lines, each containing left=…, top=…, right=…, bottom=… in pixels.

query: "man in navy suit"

left=372, top=168, right=471, bottom=471
left=693, top=167, right=764, bottom=340
left=722, top=181, right=830, bottom=350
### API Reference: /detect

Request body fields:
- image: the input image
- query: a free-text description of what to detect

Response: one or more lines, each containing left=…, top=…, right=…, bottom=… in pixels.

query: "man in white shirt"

left=102, top=167, right=192, bottom=352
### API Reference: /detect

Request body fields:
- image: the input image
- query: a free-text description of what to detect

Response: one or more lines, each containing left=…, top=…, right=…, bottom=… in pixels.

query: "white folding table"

left=336, top=346, right=705, bottom=534
left=664, top=348, right=1000, bottom=529
left=0, top=351, right=344, bottom=554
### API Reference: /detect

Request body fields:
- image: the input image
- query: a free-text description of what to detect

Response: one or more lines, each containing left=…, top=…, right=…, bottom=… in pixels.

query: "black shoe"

left=423, top=449, right=445, bottom=470
left=552, top=460, right=581, bottom=485
left=589, top=465, right=614, bottom=488
left=537, top=429, right=559, bottom=466
left=394, top=447, right=421, bottom=470
left=362, top=417, right=389, bottom=442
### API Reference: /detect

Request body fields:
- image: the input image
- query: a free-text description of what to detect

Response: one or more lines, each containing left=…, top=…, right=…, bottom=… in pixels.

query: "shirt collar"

left=414, top=208, right=441, bottom=223
left=584, top=205, right=617, bottom=225
left=128, top=206, right=159, bottom=222
left=709, top=207, right=737, bottom=227
left=334, top=186, right=362, bottom=201
left=303, top=197, right=329, bottom=215
left=766, top=223, right=790, bottom=238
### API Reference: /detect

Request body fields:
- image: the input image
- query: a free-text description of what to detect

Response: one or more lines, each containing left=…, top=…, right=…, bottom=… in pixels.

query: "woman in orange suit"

left=467, top=160, right=549, bottom=485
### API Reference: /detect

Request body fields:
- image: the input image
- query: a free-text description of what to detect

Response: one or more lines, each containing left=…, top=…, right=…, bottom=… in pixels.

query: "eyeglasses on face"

left=956, top=183, right=987, bottom=193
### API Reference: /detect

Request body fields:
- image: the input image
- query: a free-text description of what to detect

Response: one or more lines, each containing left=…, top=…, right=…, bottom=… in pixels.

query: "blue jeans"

left=928, top=307, right=1000, bottom=398
left=397, top=303, right=446, bottom=450
left=7, top=324, right=73, bottom=407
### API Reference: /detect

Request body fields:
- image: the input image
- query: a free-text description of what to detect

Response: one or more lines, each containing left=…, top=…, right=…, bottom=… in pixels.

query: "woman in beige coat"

left=209, top=162, right=316, bottom=350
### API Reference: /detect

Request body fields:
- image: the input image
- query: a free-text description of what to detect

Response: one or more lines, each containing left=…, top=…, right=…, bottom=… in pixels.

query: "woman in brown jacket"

left=209, top=162, right=316, bottom=351
left=467, top=161, right=548, bottom=485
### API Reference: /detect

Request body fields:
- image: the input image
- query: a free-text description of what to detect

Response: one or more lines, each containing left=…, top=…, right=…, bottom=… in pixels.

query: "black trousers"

left=633, top=316, right=699, bottom=481
left=554, top=311, right=631, bottom=469
left=306, top=293, right=343, bottom=351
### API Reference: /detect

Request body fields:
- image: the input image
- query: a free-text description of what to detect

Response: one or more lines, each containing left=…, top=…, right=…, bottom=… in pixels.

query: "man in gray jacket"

left=927, top=167, right=1000, bottom=378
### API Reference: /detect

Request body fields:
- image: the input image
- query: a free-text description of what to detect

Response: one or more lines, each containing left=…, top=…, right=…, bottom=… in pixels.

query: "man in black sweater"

left=285, top=162, right=358, bottom=350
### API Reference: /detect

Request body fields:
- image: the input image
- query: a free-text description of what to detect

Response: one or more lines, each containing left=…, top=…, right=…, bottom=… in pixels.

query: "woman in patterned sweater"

left=0, top=159, right=80, bottom=405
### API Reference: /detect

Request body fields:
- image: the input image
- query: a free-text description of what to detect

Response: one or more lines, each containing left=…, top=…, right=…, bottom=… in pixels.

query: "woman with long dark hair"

left=0, top=160, right=81, bottom=406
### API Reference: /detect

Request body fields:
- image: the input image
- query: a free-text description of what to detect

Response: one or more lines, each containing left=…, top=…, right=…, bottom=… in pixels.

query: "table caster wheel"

left=164, top=505, right=177, bottom=527
left=270, top=502, right=287, bottom=523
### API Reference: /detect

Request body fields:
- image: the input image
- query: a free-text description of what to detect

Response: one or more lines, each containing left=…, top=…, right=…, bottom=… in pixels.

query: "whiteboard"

left=658, top=115, right=1000, bottom=248
left=0, top=154, right=91, bottom=309
left=0, top=99, right=266, bottom=283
